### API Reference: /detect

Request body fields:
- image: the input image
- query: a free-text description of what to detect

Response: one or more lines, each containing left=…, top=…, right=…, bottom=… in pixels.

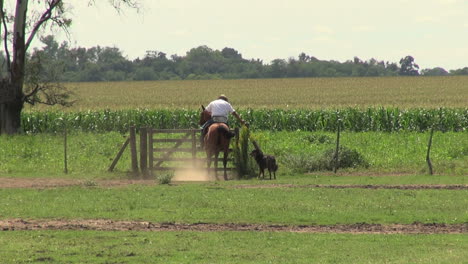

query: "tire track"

left=1, top=219, right=466, bottom=234
left=0, top=178, right=466, bottom=190
left=232, top=184, right=468, bottom=190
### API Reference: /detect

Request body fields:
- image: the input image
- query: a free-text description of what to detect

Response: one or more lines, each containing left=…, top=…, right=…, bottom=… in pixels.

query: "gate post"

left=148, top=128, right=154, bottom=176
left=129, top=126, right=139, bottom=175
left=426, top=127, right=434, bottom=175
left=191, top=130, right=197, bottom=167
left=333, top=121, right=341, bottom=173
left=140, top=127, right=148, bottom=176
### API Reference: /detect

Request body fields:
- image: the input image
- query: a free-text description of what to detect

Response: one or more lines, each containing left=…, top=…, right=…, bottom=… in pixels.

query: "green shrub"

left=324, top=146, right=370, bottom=170
left=304, top=134, right=333, bottom=144
left=282, top=146, right=369, bottom=172
left=282, top=154, right=329, bottom=173
left=157, top=171, right=174, bottom=184
left=448, top=146, right=468, bottom=159
left=232, top=126, right=256, bottom=179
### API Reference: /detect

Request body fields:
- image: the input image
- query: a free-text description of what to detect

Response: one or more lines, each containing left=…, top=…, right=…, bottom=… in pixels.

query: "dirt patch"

left=0, top=178, right=82, bottom=188
left=0, top=178, right=466, bottom=190
left=233, top=184, right=468, bottom=190
left=0, top=219, right=466, bottom=234
left=0, top=178, right=156, bottom=189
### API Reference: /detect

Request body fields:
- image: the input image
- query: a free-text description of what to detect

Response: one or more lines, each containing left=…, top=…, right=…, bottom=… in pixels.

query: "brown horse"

left=199, top=106, right=234, bottom=180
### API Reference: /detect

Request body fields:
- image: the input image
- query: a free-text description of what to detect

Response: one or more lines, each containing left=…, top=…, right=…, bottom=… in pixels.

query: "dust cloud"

left=173, top=168, right=216, bottom=182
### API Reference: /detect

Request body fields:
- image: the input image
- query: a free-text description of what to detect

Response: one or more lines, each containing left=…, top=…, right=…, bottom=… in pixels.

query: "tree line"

left=3, top=35, right=467, bottom=83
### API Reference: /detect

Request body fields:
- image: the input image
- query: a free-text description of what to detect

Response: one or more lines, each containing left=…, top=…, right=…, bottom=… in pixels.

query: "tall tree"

left=399, top=55, right=419, bottom=76
left=0, top=0, right=138, bottom=134
left=421, top=67, right=448, bottom=76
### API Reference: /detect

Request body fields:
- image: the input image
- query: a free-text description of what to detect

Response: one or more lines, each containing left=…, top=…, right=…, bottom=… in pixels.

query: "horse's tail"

left=217, top=126, right=235, bottom=140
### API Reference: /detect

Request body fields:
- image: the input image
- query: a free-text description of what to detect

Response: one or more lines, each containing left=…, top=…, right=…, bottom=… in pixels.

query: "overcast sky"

left=38, top=0, right=468, bottom=70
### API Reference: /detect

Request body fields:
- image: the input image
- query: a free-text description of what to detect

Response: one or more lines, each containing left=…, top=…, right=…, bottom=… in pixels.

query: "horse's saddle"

left=203, top=116, right=230, bottom=137
left=211, top=116, right=228, bottom=123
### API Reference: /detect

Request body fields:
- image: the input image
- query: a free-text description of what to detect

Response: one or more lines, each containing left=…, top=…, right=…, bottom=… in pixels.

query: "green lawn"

left=1, top=131, right=467, bottom=177
left=256, top=131, right=468, bottom=175
left=1, top=129, right=467, bottom=263
left=3, top=76, right=466, bottom=264
left=1, top=184, right=466, bottom=225
left=234, top=174, right=468, bottom=186
left=0, top=231, right=466, bottom=263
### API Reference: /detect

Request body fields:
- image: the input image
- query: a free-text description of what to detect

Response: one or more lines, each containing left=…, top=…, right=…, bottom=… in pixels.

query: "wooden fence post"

left=333, top=121, right=341, bottom=173
left=148, top=128, right=154, bottom=176
left=140, top=127, right=148, bottom=176
left=129, top=126, right=139, bottom=175
left=426, top=127, right=434, bottom=175
left=192, top=130, right=197, bottom=167
left=64, top=127, right=68, bottom=174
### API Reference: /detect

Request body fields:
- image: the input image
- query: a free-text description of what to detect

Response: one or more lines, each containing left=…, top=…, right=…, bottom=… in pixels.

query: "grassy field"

left=1, top=131, right=467, bottom=176
left=3, top=76, right=467, bottom=263
left=25, top=76, right=468, bottom=111
left=1, top=184, right=467, bottom=224
left=0, top=182, right=467, bottom=263
left=1, top=231, right=466, bottom=263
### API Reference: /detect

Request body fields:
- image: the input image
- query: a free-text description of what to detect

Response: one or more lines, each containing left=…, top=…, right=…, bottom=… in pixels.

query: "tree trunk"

left=12, top=0, right=28, bottom=86
left=0, top=96, right=23, bottom=134
left=0, top=0, right=28, bottom=134
left=0, top=80, right=24, bottom=135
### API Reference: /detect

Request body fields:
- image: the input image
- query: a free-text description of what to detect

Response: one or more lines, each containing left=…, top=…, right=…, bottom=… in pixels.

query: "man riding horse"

left=200, top=95, right=247, bottom=148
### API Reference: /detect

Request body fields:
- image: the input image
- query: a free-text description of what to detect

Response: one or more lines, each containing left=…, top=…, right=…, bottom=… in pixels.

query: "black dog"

left=250, top=149, right=278, bottom=180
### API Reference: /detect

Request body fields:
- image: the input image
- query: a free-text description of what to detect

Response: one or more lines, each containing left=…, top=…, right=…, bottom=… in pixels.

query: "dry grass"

left=26, top=76, right=468, bottom=111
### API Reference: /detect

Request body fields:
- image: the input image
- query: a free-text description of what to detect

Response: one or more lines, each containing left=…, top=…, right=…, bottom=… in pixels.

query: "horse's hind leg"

left=214, top=152, right=219, bottom=180
left=206, top=152, right=213, bottom=178
left=222, top=151, right=228, bottom=181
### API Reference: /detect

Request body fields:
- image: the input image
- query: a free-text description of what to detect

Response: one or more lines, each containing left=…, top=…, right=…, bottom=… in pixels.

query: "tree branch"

left=25, top=0, right=63, bottom=51
left=88, top=0, right=140, bottom=12
left=24, top=82, right=75, bottom=107
left=0, top=0, right=2, bottom=39
left=0, top=0, right=3, bottom=36
left=23, top=83, right=40, bottom=99
left=0, top=4, right=11, bottom=71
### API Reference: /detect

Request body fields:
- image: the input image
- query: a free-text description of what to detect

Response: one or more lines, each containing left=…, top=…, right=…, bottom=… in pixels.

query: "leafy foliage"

left=232, top=126, right=256, bottom=179
left=1, top=131, right=467, bottom=175
left=26, top=36, right=468, bottom=82
left=324, top=146, right=370, bottom=170
left=304, top=134, right=333, bottom=144
left=21, top=108, right=468, bottom=133
left=399, top=56, right=420, bottom=76
left=283, top=146, right=369, bottom=173
left=157, top=171, right=174, bottom=185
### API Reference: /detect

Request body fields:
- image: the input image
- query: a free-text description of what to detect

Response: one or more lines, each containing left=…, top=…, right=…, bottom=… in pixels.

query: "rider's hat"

left=218, top=94, right=229, bottom=102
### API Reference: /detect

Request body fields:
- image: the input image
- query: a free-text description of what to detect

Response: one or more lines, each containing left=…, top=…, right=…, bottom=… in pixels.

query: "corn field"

left=21, top=108, right=468, bottom=133
left=27, top=76, right=467, bottom=111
